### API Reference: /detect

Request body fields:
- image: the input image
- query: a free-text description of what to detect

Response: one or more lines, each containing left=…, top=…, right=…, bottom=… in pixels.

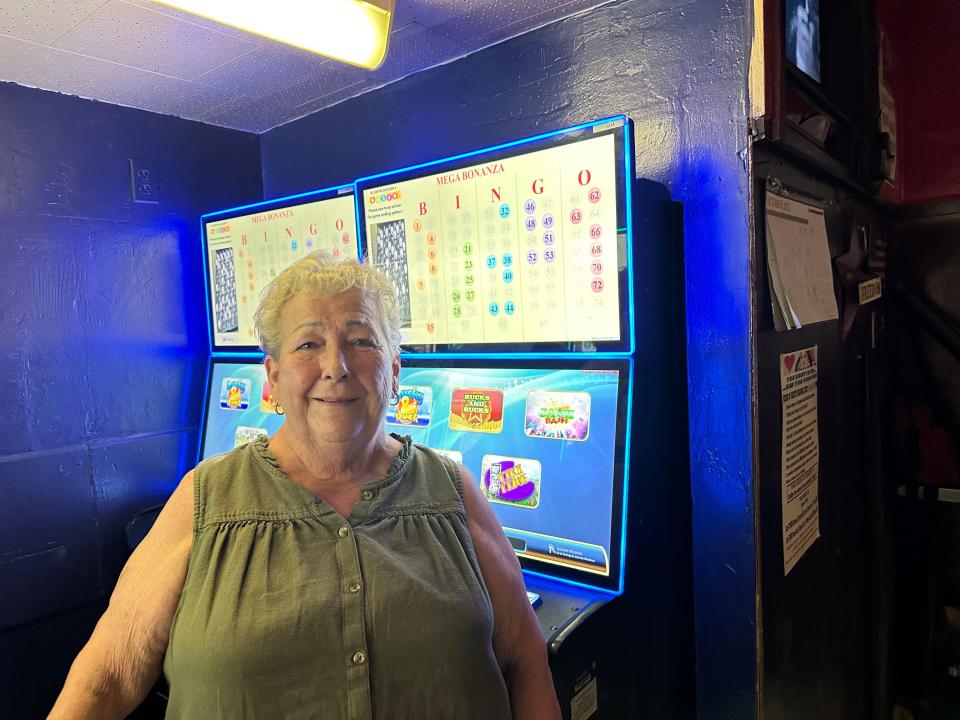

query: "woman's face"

left=265, top=289, right=399, bottom=448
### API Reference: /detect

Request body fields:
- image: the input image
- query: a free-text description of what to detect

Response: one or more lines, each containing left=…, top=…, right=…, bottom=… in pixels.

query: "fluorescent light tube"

left=153, top=0, right=395, bottom=69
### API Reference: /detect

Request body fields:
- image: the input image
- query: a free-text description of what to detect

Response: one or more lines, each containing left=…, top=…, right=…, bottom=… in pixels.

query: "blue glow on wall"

left=0, top=82, right=262, bottom=718
left=260, top=1, right=754, bottom=717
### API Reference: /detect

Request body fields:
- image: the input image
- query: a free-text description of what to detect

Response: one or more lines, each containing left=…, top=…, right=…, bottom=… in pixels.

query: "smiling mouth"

left=313, top=397, right=359, bottom=404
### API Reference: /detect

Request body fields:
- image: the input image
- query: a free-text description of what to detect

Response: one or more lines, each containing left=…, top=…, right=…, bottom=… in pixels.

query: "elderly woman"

left=51, top=253, right=560, bottom=719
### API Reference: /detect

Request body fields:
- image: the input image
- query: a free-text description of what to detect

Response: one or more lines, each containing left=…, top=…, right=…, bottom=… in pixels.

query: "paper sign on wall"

left=765, top=192, right=838, bottom=331
left=780, top=345, right=821, bottom=575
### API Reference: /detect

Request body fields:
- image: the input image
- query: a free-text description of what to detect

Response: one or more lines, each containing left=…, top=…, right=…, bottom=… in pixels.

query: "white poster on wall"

left=780, top=345, right=821, bottom=575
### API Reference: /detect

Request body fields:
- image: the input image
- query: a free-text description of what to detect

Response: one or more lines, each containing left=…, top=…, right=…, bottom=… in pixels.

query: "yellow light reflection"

left=153, top=0, right=394, bottom=69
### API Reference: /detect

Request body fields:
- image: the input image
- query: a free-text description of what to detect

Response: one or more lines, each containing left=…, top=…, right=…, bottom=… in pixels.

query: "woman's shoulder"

left=192, top=438, right=279, bottom=518
left=196, top=437, right=264, bottom=477
left=397, top=441, right=467, bottom=506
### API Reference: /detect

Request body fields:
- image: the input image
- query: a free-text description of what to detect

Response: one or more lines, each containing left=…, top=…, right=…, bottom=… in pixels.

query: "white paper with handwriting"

left=765, top=192, right=838, bottom=330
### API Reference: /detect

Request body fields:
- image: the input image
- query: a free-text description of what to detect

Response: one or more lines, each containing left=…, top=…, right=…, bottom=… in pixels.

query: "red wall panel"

left=878, top=0, right=960, bottom=204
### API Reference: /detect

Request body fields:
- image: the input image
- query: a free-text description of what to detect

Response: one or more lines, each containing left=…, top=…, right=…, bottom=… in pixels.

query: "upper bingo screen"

left=359, top=121, right=631, bottom=351
left=204, top=191, right=358, bottom=350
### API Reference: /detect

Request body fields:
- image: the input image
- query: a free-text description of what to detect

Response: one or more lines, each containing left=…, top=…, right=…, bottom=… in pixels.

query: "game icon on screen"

left=219, top=378, right=251, bottom=410
left=260, top=379, right=283, bottom=415
left=449, top=388, right=504, bottom=433
left=234, top=426, right=268, bottom=447
left=386, top=385, right=432, bottom=427
left=480, top=454, right=541, bottom=509
left=524, top=390, right=591, bottom=441
left=434, top=449, right=463, bottom=464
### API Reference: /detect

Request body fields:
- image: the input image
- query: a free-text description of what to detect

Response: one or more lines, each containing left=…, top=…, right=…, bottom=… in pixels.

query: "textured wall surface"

left=0, top=81, right=262, bottom=716
left=262, top=1, right=755, bottom=716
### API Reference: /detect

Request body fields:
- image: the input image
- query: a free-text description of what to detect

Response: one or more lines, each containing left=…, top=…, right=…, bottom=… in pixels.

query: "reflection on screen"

left=786, top=0, right=821, bottom=82
left=388, top=365, right=621, bottom=578
left=204, top=193, right=357, bottom=349
left=362, top=129, right=624, bottom=347
left=200, top=362, right=285, bottom=460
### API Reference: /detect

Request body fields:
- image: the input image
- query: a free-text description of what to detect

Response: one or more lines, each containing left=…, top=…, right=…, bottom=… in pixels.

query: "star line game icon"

left=481, top=455, right=542, bottom=509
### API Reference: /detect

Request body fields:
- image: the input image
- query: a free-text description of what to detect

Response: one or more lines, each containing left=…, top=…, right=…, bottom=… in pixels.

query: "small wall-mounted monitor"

left=388, top=358, right=632, bottom=594
left=199, top=360, right=284, bottom=461
left=202, top=185, right=358, bottom=353
left=355, top=117, right=636, bottom=354
left=785, top=0, right=821, bottom=83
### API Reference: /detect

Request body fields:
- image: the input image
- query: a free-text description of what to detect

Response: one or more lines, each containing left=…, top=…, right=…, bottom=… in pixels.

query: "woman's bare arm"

left=48, top=470, right=195, bottom=719
left=460, top=466, right=561, bottom=720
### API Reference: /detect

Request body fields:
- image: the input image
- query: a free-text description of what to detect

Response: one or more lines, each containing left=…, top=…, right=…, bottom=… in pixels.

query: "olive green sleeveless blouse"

left=163, top=434, right=511, bottom=719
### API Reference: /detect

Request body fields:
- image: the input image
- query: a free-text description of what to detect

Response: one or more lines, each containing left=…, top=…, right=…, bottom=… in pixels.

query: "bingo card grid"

left=213, top=247, right=239, bottom=333
left=373, top=219, right=412, bottom=328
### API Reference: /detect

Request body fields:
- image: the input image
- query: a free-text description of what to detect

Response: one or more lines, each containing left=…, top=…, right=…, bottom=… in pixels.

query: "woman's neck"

left=269, top=424, right=400, bottom=497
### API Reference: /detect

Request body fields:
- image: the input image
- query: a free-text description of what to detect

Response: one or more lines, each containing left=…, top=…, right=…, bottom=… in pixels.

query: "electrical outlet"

left=129, top=159, right=159, bottom=204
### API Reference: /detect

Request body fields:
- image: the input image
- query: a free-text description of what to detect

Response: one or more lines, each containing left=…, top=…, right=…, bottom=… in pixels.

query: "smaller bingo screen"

left=203, top=188, right=357, bottom=351
left=388, top=361, right=629, bottom=591
left=200, top=361, right=285, bottom=461
left=357, top=118, right=633, bottom=353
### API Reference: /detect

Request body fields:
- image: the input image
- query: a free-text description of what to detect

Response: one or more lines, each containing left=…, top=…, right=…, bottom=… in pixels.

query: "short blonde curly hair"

left=254, top=252, right=402, bottom=358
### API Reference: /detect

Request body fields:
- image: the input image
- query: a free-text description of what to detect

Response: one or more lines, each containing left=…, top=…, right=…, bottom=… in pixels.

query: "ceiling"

left=0, top=0, right=612, bottom=133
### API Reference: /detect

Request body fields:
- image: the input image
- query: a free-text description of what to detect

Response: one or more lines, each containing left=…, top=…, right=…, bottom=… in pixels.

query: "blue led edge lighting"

left=354, top=115, right=628, bottom=187
left=210, top=350, right=266, bottom=359
left=398, top=351, right=631, bottom=360
left=353, top=183, right=364, bottom=261
left=212, top=351, right=628, bottom=361
left=522, top=568, right=620, bottom=598
left=618, top=358, right=635, bottom=595
left=196, top=355, right=214, bottom=466
left=623, top=122, right=637, bottom=356
left=201, top=183, right=354, bottom=221
left=200, top=215, right=215, bottom=355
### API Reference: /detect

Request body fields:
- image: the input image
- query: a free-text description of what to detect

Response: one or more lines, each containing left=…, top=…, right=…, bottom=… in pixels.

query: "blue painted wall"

left=262, top=1, right=755, bottom=717
left=0, top=0, right=757, bottom=714
left=0, top=81, right=262, bottom=715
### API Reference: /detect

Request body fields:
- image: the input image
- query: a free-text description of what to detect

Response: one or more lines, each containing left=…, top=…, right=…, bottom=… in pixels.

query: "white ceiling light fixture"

left=152, top=0, right=396, bottom=69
